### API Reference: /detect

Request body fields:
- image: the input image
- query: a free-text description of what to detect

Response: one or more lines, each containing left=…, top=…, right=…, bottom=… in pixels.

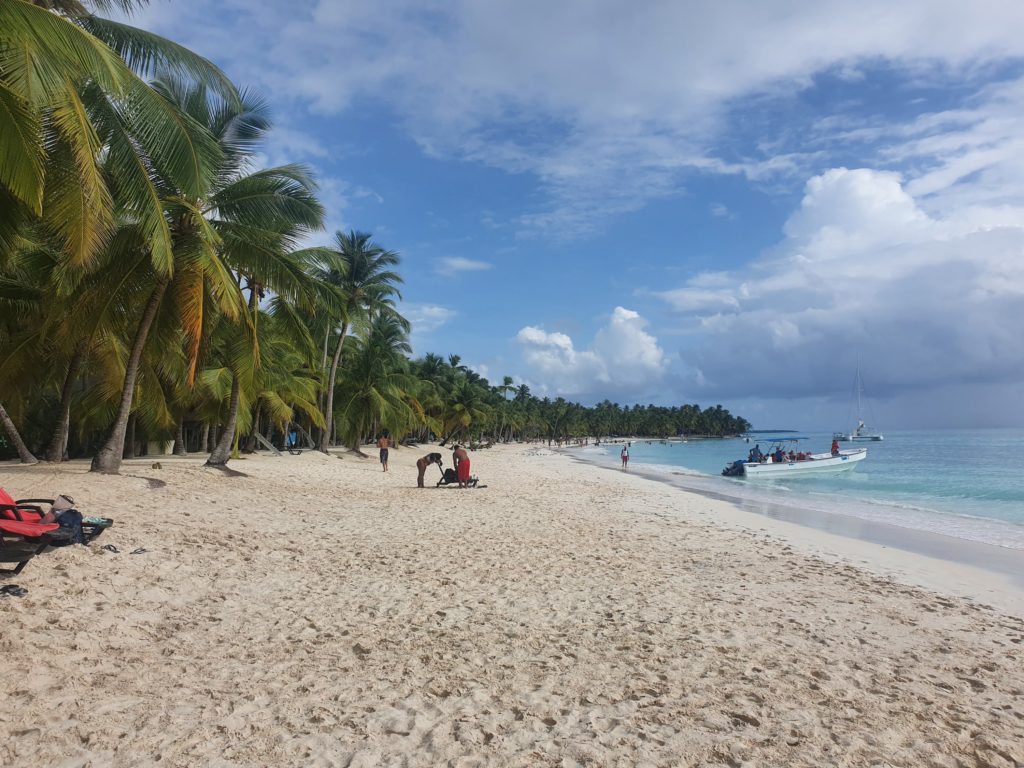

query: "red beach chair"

left=0, top=517, right=62, bottom=575
left=0, top=488, right=112, bottom=542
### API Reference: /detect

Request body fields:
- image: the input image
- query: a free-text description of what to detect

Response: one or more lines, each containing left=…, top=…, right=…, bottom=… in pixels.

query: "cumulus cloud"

left=654, top=167, right=1024, bottom=404
left=435, top=257, right=493, bottom=277
left=516, top=307, right=666, bottom=399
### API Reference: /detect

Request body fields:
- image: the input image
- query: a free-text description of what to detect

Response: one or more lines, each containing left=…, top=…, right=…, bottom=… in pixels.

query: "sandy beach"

left=1, top=444, right=1022, bottom=767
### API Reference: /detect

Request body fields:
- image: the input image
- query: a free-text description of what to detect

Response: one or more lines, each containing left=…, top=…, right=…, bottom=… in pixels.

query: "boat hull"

left=742, top=449, right=867, bottom=477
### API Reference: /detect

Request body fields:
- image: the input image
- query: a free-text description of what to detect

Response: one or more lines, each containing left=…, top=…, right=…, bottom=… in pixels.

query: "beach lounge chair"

left=436, top=468, right=480, bottom=488
left=0, top=518, right=64, bottom=575
left=0, top=489, right=112, bottom=543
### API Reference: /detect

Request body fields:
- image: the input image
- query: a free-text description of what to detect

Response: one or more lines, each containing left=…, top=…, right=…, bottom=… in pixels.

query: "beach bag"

left=56, top=509, right=85, bottom=545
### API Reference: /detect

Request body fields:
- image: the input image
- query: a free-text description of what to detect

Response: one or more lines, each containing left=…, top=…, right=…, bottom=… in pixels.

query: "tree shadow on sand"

left=204, top=465, right=249, bottom=478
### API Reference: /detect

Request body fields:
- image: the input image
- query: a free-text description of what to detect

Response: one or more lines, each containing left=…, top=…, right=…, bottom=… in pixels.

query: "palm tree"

left=91, top=81, right=323, bottom=472
left=333, top=313, right=415, bottom=452
left=313, top=231, right=402, bottom=452
left=440, top=378, right=492, bottom=445
left=0, top=0, right=235, bottom=267
left=0, top=402, right=37, bottom=464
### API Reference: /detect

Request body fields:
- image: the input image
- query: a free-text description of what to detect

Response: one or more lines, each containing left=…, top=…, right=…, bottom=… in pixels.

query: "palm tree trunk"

left=91, top=279, right=168, bottom=474
left=319, top=321, right=348, bottom=452
left=125, top=414, right=137, bottom=458
left=200, top=422, right=210, bottom=452
left=206, top=374, right=241, bottom=466
left=173, top=415, right=187, bottom=456
left=318, top=326, right=331, bottom=414
left=45, top=345, right=85, bottom=462
left=0, top=402, right=38, bottom=464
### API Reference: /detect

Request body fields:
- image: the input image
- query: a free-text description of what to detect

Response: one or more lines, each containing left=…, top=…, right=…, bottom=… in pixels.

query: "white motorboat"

left=722, top=439, right=867, bottom=478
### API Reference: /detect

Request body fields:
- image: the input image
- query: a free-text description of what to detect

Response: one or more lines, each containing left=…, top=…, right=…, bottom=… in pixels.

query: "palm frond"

left=0, top=83, right=44, bottom=213
left=77, top=15, right=238, bottom=102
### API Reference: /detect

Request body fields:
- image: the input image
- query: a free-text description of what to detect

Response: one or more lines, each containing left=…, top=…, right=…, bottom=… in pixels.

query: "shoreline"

left=567, top=446, right=1024, bottom=615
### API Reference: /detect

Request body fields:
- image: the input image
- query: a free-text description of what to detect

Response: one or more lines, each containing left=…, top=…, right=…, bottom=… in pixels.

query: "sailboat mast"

left=857, top=366, right=862, bottom=419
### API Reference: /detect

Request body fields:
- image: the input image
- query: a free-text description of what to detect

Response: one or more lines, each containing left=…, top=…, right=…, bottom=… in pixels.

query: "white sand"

left=1, top=444, right=1022, bottom=767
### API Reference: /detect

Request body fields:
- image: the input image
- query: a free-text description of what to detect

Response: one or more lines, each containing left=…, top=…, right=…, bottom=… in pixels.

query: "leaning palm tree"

left=90, top=80, right=323, bottom=472
left=0, top=402, right=37, bottom=464
left=312, top=231, right=402, bottom=452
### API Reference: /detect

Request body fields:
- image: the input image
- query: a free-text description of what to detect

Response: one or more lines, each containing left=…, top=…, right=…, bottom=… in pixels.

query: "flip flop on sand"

left=0, top=584, right=28, bottom=598
left=129, top=548, right=148, bottom=555
left=101, top=544, right=120, bottom=553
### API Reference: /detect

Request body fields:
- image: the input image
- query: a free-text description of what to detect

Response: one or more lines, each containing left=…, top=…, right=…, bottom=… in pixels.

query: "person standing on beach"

left=377, top=433, right=391, bottom=472
left=416, top=452, right=443, bottom=488
left=621, top=445, right=629, bottom=469
left=452, top=444, right=471, bottom=488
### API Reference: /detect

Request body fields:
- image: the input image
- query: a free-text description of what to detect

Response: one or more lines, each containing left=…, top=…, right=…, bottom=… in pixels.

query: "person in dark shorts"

left=377, top=433, right=391, bottom=472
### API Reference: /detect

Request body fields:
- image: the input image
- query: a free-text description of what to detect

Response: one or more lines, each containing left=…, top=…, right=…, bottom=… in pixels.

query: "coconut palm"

left=332, top=312, right=416, bottom=452
left=313, top=231, right=402, bottom=452
left=0, top=402, right=37, bottom=464
left=90, top=80, right=323, bottom=472
left=0, top=0, right=235, bottom=267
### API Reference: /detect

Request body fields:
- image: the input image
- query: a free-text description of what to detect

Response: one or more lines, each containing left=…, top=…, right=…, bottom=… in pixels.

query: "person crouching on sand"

left=452, top=444, right=471, bottom=488
left=416, top=452, right=443, bottom=488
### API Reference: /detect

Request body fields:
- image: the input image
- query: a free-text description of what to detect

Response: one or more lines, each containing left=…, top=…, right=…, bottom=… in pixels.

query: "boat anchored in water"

left=722, top=438, right=867, bottom=478
left=834, top=365, right=884, bottom=442
left=834, top=419, right=883, bottom=442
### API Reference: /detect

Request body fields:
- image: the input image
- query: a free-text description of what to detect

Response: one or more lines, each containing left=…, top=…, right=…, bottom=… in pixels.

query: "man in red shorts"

left=452, top=444, right=471, bottom=488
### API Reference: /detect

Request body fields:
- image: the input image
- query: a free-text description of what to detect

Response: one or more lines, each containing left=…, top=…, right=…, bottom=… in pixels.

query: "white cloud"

left=435, top=257, right=493, bottom=277
left=516, top=307, right=666, bottom=399
left=122, top=1, right=1024, bottom=238
left=403, top=303, right=458, bottom=333
left=653, top=167, right=1024, bottom=403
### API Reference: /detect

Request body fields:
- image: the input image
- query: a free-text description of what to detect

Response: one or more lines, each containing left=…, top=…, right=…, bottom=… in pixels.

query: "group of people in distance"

left=746, top=439, right=842, bottom=464
left=376, top=433, right=475, bottom=488
left=748, top=443, right=818, bottom=464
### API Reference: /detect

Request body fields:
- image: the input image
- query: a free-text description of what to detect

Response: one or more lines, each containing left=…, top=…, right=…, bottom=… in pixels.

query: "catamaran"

left=834, top=419, right=883, bottom=442
left=834, top=366, right=883, bottom=442
left=722, top=438, right=867, bottom=478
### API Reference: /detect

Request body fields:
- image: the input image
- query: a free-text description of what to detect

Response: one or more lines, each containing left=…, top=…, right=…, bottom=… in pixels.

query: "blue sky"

left=125, top=0, right=1024, bottom=430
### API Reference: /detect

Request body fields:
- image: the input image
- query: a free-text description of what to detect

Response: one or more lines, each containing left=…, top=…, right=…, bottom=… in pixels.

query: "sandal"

left=101, top=544, right=120, bottom=553
left=0, top=584, right=28, bottom=597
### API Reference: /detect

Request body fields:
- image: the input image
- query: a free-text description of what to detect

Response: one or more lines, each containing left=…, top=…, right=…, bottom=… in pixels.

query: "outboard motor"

left=721, top=459, right=746, bottom=477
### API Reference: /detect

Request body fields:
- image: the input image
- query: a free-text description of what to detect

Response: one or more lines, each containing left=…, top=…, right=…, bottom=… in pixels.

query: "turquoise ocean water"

left=580, top=429, right=1024, bottom=550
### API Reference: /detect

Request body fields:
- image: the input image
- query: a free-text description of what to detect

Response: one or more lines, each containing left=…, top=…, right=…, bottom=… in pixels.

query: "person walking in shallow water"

left=621, top=445, right=629, bottom=469
left=377, top=433, right=391, bottom=472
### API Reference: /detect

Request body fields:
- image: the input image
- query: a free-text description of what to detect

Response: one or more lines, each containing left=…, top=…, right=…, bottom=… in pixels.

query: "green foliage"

left=0, top=1, right=750, bottom=464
